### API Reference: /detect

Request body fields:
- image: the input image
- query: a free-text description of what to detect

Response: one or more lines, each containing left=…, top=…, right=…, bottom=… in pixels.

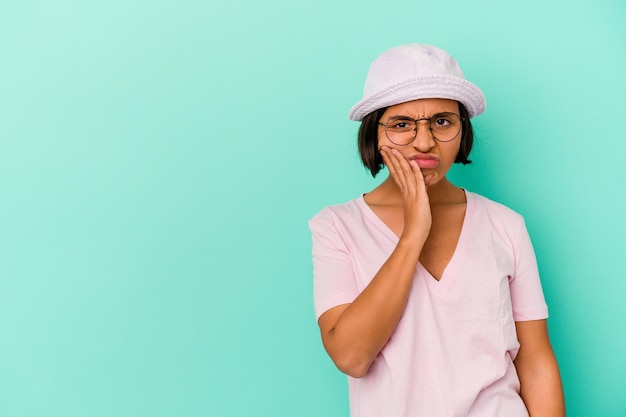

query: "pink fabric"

left=310, top=190, right=548, bottom=417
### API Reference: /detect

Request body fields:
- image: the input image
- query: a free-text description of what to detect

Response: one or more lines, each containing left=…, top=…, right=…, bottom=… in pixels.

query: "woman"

left=309, top=44, right=565, bottom=416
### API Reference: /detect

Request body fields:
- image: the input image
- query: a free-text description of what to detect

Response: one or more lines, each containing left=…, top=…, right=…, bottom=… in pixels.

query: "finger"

left=391, top=149, right=413, bottom=177
left=388, top=150, right=426, bottom=197
left=380, top=147, right=401, bottom=178
left=381, top=148, right=409, bottom=191
left=408, top=158, right=427, bottom=193
left=408, top=158, right=425, bottom=183
left=384, top=149, right=412, bottom=180
left=401, top=158, right=421, bottom=196
left=389, top=149, right=422, bottom=193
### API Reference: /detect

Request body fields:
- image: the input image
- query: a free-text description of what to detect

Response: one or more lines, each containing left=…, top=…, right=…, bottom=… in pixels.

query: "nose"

left=411, top=120, right=436, bottom=151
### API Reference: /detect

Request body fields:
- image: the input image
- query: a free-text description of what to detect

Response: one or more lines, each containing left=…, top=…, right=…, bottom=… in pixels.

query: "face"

left=377, top=98, right=461, bottom=187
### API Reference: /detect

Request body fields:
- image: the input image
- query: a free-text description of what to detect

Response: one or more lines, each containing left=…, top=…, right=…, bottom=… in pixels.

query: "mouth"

left=410, top=156, right=439, bottom=169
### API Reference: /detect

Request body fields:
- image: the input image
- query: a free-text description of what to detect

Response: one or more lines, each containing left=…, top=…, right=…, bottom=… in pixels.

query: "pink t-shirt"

left=310, top=190, right=548, bottom=417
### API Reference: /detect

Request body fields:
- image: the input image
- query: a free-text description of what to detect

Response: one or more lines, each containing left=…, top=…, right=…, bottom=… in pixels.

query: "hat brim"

left=348, top=75, right=486, bottom=121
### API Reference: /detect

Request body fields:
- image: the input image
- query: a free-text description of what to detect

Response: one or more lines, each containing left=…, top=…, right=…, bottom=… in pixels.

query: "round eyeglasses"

left=378, top=112, right=463, bottom=145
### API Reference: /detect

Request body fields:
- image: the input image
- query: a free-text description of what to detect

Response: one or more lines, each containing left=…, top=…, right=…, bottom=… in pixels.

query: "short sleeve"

left=309, top=208, right=360, bottom=320
left=509, top=220, right=549, bottom=321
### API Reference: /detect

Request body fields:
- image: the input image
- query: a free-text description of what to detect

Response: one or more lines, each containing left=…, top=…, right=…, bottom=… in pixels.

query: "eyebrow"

left=386, top=112, right=458, bottom=120
left=385, top=115, right=417, bottom=121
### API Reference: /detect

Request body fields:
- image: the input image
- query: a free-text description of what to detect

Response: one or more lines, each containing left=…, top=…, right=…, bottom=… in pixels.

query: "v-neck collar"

left=357, top=189, right=474, bottom=287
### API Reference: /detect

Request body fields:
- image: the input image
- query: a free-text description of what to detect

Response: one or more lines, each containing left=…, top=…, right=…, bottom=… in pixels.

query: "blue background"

left=1, top=0, right=625, bottom=416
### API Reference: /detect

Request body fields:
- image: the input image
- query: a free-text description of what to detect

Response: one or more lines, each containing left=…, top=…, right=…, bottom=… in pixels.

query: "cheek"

left=376, top=130, right=386, bottom=146
left=377, top=130, right=401, bottom=150
left=442, top=142, right=462, bottom=164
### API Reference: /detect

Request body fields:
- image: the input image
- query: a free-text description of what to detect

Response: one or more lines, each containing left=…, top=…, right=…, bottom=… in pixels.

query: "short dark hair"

left=357, top=102, right=474, bottom=177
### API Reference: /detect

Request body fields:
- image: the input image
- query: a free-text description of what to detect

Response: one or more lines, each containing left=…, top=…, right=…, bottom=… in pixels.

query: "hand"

left=380, top=146, right=432, bottom=244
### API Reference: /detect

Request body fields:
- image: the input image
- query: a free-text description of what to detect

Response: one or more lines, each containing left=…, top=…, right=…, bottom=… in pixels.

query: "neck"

left=380, top=175, right=462, bottom=205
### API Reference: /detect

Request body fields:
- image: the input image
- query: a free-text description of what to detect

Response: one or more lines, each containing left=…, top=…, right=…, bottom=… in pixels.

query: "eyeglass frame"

left=378, top=112, right=465, bottom=145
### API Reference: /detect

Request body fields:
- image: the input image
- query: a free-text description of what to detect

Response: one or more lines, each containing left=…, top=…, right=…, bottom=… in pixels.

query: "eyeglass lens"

left=384, top=113, right=461, bottom=145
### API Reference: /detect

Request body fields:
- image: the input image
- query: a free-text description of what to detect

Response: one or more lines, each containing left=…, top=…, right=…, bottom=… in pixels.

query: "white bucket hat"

left=348, top=44, right=486, bottom=121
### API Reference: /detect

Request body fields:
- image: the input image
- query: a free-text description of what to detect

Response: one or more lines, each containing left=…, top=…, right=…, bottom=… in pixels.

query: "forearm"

left=514, top=320, right=565, bottom=416
left=517, top=352, right=565, bottom=417
left=320, top=237, right=423, bottom=377
left=319, top=148, right=431, bottom=377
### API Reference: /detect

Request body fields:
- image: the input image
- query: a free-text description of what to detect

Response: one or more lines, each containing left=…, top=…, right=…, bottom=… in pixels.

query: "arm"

left=318, top=148, right=431, bottom=378
left=514, top=319, right=565, bottom=416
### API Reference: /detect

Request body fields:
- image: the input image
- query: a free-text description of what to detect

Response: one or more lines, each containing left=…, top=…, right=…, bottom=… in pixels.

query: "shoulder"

left=466, top=191, right=527, bottom=241
left=467, top=191, right=524, bottom=223
left=308, top=196, right=367, bottom=254
left=309, top=196, right=364, bottom=230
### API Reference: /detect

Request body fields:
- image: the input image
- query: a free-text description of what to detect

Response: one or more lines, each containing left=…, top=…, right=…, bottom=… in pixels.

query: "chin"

left=423, top=173, right=439, bottom=186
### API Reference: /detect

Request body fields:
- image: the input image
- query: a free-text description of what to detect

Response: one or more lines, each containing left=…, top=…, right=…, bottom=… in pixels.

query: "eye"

left=431, top=113, right=460, bottom=130
left=433, top=117, right=452, bottom=127
left=387, top=120, right=414, bottom=131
